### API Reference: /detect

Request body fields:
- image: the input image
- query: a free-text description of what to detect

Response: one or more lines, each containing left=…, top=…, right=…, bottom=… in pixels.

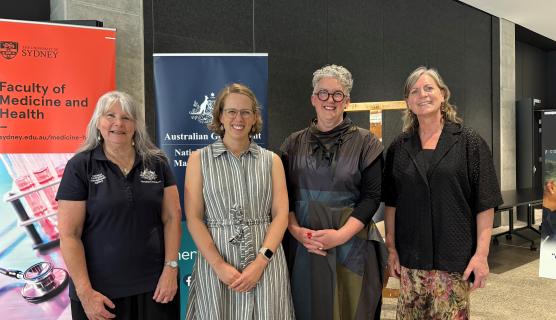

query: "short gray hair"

left=79, top=91, right=166, bottom=164
left=312, top=64, right=353, bottom=95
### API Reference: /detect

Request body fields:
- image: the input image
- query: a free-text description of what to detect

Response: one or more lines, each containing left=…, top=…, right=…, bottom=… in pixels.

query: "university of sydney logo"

left=0, top=41, right=18, bottom=60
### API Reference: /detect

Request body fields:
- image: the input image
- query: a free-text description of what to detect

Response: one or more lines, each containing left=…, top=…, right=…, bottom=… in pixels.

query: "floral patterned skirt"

left=397, top=266, right=470, bottom=320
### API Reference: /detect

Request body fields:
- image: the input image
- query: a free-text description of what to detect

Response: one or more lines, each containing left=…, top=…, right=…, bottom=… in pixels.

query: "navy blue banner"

left=152, top=54, right=268, bottom=315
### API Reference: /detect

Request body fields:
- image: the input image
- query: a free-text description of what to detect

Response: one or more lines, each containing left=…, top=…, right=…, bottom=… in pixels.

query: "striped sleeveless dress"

left=186, top=139, right=295, bottom=320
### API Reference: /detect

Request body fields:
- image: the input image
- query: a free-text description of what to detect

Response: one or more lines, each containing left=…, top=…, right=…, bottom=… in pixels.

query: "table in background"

left=493, top=188, right=542, bottom=250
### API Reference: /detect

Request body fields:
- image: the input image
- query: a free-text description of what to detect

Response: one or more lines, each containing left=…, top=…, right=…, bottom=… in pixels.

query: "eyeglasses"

left=314, top=90, right=347, bottom=102
left=223, top=108, right=255, bottom=119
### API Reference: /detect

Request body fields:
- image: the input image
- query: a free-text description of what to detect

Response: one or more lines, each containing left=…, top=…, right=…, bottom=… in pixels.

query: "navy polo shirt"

left=56, top=146, right=176, bottom=300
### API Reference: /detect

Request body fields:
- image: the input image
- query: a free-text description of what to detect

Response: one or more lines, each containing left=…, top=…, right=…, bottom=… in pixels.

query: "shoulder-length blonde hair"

left=402, top=66, right=462, bottom=133
left=208, top=83, right=263, bottom=138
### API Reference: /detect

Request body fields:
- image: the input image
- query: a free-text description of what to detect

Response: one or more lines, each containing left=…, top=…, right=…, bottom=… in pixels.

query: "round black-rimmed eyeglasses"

left=314, top=90, right=346, bottom=102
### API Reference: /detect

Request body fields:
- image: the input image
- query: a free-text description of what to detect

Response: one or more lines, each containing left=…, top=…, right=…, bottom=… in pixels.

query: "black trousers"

left=71, top=291, right=179, bottom=320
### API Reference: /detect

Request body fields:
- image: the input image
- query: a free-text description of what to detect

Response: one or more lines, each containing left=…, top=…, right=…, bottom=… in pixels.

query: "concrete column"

left=500, top=19, right=516, bottom=191
left=50, top=0, right=144, bottom=108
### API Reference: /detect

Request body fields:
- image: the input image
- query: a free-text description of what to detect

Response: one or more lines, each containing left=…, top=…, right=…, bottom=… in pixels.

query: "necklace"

left=104, top=149, right=134, bottom=176
left=115, top=159, right=133, bottom=176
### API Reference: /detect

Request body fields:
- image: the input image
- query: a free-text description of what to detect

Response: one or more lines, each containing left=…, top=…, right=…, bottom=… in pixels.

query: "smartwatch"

left=258, top=247, right=274, bottom=261
left=165, top=260, right=178, bottom=268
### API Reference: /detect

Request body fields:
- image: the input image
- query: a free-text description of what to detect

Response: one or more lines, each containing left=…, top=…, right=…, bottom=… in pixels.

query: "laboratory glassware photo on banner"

left=153, top=53, right=268, bottom=317
left=0, top=18, right=116, bottom=319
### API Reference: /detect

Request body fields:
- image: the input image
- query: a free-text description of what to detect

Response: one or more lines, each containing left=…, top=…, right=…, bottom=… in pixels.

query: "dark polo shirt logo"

left=90, top=173, right=106, bottom=184
left=140, top=168, right=160, bottom=183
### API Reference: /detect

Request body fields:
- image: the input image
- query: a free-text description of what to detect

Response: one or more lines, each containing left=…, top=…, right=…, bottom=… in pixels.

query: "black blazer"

left=383, top=121, right=502, bottom=272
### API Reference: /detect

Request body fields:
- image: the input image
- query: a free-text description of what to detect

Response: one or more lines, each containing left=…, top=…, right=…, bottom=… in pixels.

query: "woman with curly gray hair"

left=281, top=65, right=386, bottom=319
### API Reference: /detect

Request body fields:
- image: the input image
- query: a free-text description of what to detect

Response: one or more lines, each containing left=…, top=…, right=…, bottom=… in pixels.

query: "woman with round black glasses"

left=281, top=65, right=387, bottom=320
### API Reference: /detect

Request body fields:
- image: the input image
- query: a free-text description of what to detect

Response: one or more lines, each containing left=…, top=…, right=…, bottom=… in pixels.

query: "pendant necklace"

left=105, top=150, right=134, bottom=177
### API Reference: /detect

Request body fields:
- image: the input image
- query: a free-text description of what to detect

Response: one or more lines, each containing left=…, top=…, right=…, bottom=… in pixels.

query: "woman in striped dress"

left=184, top=83, right=295, bottom=319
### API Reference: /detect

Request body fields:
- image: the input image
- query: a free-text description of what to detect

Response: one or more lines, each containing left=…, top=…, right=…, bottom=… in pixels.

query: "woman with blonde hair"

left=383, top=67, right=503, bottom=319
left=185, top=83, right=294, bottom=319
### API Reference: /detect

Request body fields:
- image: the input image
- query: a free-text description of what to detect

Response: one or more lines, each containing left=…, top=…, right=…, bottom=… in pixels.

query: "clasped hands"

left=294, top=226, right=347, bottom=256
left=214, top=258, right=267, bottom=293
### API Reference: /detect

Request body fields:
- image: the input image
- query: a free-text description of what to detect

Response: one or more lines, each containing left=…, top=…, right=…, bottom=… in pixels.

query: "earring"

left=132, top=140, right=135, bottom=147
left=97, top=131, right=102, bottom=142
left=220, top=124, right=224, bottom=131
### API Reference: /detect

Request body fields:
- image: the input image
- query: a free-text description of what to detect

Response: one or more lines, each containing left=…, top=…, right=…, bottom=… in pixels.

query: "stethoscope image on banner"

left=0, top=262, right=68, bottom=303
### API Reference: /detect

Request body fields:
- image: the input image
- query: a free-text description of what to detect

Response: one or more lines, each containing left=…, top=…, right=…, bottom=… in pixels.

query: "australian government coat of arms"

left=189, top=92, right=216, bottom=124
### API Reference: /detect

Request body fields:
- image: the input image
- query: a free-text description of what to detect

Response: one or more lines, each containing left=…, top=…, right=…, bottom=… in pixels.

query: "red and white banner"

left=0, top=19, right=115, bottom=319
left=0, top=19, right=116, bottom=152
